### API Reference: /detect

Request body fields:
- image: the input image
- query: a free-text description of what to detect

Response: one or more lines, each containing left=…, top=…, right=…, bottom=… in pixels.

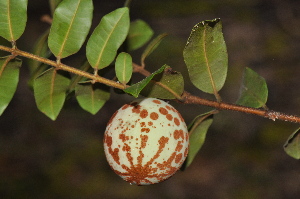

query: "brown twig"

left=1, top=44, right=300, bottom=123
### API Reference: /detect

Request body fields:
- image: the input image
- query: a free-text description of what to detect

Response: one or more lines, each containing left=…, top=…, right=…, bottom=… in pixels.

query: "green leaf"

left=48, top=0, right=93, bottom=59
left=283, top=128, right=300, bottom=159
left=86, top=7, right=130, bottom=69
left=0, top=0, right=28, bottom=41
left=124, top=65, right=167, bottom=98
left=127, top=19, right=154, bottom=51
left=75, top=81, right=110, bottom=115
left=236, top=67, right=268, bottom=108
left=141, top=33, right=167, bottom=67
left=49, top=0, right=63, bottom=16
left=33, top=68, right=71, bottom=120
left=182, top=112, right=214, bottom=169
left=28, top=29, right=51, bottom=88
left=141, top=65, right=184, bottom=99
left=183, top=18, right=228, bottom=94
left=0, top=57, right=21, bottom=115
left=115, top=52, right=132, bottom=85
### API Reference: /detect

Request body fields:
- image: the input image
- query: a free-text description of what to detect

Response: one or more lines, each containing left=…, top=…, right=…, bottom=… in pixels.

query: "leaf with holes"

left=141, top=65, right=184, bottom=99
left=86, top=7, right=129, bottom=69
left=284, top=128, right=300, bottom=159
left=0, top=57, right=21, bottom=115
left=124, top=65, right=167, bottom=98
left=236, top=67, right=268, bottom=108
left=183, top=18, right=228, bottom=94
left=115, top=52, right=132, bottom=85
left=75, top=81, right=110, bottom=115
left=33, top=68, right=70, bottom=120
left=0, top=0, right=28, bottom=41
left=48, top=0, right=93, bottom=59
left=127, top=19, right=154, bottom=51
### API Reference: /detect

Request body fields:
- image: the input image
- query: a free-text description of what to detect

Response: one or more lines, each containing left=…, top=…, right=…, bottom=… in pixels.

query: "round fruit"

left=103, top=98, right=189, bottom=185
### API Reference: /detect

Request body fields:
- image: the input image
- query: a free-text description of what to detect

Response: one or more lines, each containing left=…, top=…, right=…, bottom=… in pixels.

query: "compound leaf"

left=48, top=0, right=93, bottom=59
left=86, top=7, right=129, bottom=69
left=34, top=68, right=70, bottom=120
left=183, top=18, right=228, bottom=94
left=0, top=57, right=21, bottom=115
left=0, top=0, right=28, bottom=41
left=75, top=81, right=110, bottom=115
left=236, top=67, right=268, bottom=108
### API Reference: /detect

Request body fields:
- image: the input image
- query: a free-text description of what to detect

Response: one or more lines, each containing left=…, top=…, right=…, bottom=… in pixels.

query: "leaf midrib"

left=58, top=0, right=81, bottom=58
left=202, top=27, right=218, bottom=95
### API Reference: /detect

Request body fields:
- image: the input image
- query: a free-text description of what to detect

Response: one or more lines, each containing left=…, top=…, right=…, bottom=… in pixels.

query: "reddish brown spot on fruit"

left=174, top=117, right=180, bottom=126
left=175, top=141, right=183, bottom=152
left=148, top=121, right=153, bottom=126
left=150, top=112, right=159, bottom=120
left=140, top=109, right=148, bottom=118
left=166, top=114, right=173, bottom=121
left=105, top=135, right=112, bottom=147
left=109, top=147, right=120, bottom=165
left=140, top=135, right=148, bottom=148
left=174, top=130, right=180, bottom=140
left=132, top=105, right=141, bottom=114
left=175, top=153, right=183, bottom=164
left=140, top=122, right=146, bottom=127
left=122, top=104, right=130, bottom=110
left=159, top=107, right=168, bottom=115
left=153, top=99, right=161, bottom=104
left=141, top=128, right=150, bottom=133
left=122, top=144, right=131, bottom=152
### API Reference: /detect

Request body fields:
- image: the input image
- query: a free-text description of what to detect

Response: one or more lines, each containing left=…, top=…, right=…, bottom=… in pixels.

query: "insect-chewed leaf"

left=183, top=18, right=228, bottom=94
left=86, top=7, right=130, bottom=69
left=33, top=68, right=71, bottom=120
left=0, top=57, right=22, bottom=115
left=75, top=81, right=110, bottom=115
left=181, top=112, right=213, bottom=170
left=124, top=65, right=167, bottom=98
left=0, top=0, right=28, bottom=41
left=236, top=67, right=268, bottom=108
left=48, top=0, right=93, bottom=59
left=115, top=52, right=132, bottom=85
left=283, top=128, right=300, bottom=159
left=127, top=19, right=154, bottom=51
left=141, top=65, right=184, bottom=99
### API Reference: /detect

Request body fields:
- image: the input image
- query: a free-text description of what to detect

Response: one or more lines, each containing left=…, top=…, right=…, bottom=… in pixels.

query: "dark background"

left=1, top=0, right=300, bottom=198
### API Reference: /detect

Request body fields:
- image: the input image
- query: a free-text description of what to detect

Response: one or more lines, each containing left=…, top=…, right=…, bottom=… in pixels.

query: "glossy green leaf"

left=34, top=68, right=71, bottom=120
left=141, top=33, right=167, bottom=67
left=48, top=0, right=93, bottom=59
left=86, top=7, right=130, bottom=69
left=127, top=19, right=154, bottom=51
left=183, top=18, right=228, bottom=94
left=183, top=113, right=214, bottom=169
left=236, top=67, right=268, bottom=108
left=283, top=128, right=300, bottom=159
left=75, top=81, right=110, bottom=115
left=124, top=65, right=167, bottom=98
left=0, top=0, right=28, bottom=41
left=141, top=65, right=184, bottom=99
left=115, top=52, right=132, bottom=85
left=0, top=57, right=21, bottom=115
